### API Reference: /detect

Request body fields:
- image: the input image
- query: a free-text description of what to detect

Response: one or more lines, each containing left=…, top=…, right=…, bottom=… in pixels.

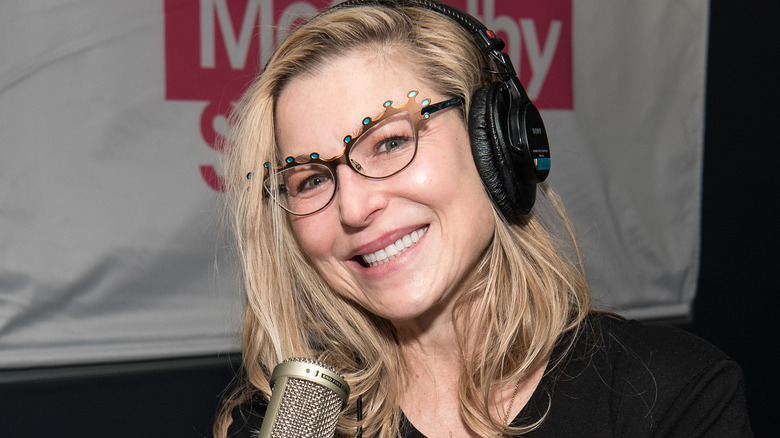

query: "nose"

left=334, top=164, right=387, bottom=228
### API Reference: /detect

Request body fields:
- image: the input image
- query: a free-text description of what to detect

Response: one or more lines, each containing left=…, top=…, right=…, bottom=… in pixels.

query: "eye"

left=375, top=136, right=413, bottom=154
left=298, top=173, right=331, bottom=193
left=363, top=116, right=416, bottom=156
left=283, top=165, right=335, bottom=198
left=347, top=112, right=417, bottom=177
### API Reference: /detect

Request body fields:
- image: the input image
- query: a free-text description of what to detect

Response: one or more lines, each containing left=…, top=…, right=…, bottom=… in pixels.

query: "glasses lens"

left=263, top=163, right=336, bottom=215
left=348, top=112, right=417, bottom=178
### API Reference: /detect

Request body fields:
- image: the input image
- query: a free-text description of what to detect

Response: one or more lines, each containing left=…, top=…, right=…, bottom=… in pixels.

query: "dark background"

left=0, top=2, right=775, bottom=436
left=683, top=1, right=778, bottom=436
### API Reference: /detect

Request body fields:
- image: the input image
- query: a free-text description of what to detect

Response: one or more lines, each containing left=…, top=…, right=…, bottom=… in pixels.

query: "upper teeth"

left=362, top=226, right=427, bottom=267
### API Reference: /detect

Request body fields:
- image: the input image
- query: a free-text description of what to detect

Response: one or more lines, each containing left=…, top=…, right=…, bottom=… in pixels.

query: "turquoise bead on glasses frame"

left=255, top=90, right=463, bottom=216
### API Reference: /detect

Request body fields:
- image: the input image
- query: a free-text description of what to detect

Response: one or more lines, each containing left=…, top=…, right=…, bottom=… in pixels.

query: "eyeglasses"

left=259, top=90, right=463, bottom=216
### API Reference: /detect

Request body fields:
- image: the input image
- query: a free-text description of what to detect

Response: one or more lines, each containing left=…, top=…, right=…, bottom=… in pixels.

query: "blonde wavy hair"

left=215, top=2, right=590, bottom=437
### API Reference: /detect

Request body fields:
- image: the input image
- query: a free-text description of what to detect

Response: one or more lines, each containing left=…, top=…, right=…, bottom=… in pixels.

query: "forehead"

left=274, top=52, right=437, bottom=159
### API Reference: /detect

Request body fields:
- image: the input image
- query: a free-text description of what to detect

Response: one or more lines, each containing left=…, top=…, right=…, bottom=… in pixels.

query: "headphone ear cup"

left=469, top=84, right=520, bottom=219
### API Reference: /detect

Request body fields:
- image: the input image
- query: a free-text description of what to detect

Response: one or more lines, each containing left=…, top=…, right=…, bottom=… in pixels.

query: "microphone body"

left=258, top=358, right=350, bottom=438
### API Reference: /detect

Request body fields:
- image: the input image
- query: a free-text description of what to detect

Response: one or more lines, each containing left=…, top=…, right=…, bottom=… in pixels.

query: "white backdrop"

left=0, top=0, right=708, bottom=368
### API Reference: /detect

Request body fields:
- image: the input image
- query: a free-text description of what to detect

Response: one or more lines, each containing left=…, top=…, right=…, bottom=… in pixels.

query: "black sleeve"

left=520, top=315, right=754, bottom=437
left=650, top=357, right=753, bottom=437
left=605, top=317, right=754, bottom=438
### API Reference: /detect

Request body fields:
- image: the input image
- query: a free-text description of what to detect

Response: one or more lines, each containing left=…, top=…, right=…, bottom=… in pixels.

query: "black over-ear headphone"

left=328, top=0, right=550, bottom=219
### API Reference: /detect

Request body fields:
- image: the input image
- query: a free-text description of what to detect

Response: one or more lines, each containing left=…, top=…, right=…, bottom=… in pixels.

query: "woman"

left=215, top=1, right=751, bottom=437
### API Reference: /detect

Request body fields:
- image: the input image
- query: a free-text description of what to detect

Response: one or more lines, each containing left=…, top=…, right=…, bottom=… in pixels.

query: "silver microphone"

left=258, top=357, right=350, bottom=438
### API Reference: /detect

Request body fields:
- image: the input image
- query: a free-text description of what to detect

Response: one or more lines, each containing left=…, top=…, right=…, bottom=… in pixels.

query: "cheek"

left=290, top=215, right=331, bottom=262
left=411, top=129, right=487, bottom=201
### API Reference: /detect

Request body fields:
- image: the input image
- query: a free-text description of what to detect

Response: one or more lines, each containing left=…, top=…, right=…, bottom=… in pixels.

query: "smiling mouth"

left=360, top=226, right=428, bottom=267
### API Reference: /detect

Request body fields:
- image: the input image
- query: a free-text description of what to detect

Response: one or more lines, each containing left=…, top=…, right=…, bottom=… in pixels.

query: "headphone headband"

left=332, top=1, right=517, bottom=85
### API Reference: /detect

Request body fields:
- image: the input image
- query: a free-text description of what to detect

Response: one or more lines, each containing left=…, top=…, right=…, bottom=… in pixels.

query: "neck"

left=393, top=289, right=462, bottom=365
left=390, top=287, right=550, bottom=436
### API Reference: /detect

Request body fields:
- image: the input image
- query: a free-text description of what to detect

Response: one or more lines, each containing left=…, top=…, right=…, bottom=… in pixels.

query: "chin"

left=373, top=294, right=444, bottom=324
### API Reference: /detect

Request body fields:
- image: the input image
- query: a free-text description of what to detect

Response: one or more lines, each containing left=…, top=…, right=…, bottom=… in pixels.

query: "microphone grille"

left=273, top=376, right=344, bottom=436
left=266, top=358, right=350, bottom=437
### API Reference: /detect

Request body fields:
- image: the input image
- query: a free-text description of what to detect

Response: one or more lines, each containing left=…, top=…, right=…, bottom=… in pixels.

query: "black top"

left=226, top=314, right=753, bottom=437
